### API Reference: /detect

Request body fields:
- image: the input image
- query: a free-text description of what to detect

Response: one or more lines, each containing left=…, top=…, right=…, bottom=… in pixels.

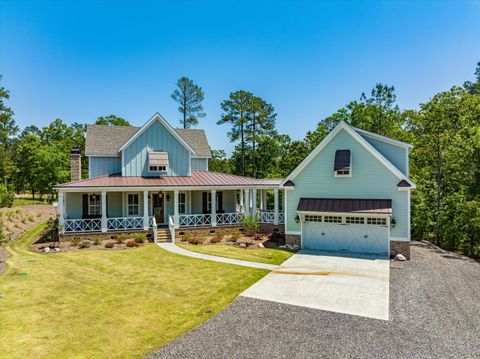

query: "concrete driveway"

left=241, top=250, right=390, bottom=320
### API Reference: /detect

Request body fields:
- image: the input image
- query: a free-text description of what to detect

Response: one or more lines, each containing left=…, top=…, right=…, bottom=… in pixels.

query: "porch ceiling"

left=54, top=170, right=282, bottom=190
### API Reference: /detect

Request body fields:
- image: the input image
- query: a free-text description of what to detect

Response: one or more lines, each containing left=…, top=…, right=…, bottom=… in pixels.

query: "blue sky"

left=1, top=0, right=479, bottom=154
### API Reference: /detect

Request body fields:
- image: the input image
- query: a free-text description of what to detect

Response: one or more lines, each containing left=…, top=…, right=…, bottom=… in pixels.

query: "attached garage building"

left=280, top=121, right=415, bottom=259
left=299, top=198, right=391, bottom=255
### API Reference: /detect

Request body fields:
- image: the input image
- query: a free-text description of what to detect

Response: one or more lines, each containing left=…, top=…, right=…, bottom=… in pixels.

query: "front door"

left=152, top=193, right=165, bottom=224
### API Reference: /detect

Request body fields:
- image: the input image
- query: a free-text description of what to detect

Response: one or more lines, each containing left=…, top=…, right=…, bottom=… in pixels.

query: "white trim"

left=88, top=157, right=92, bottom=179
left=85, top=154, right=119, bottom=158
left=191, top=155, right=212, bottom=159
left=390, top=236, right=409, bottom=242
left=286, top=231, right=302, bottom=235
left=124, top=192, right=141, bottom=217
left=118, top=113, right=195, bottom=154
left=55, top=184, right=281, bottom=192
left=188, top=153, right=192, bottom=176
left=352, top=126, right=413, bottom=149
left=281, top=121, right=416, bottom=188
left=398, top=186, right=412, bottom=192
left=87, top=193, right=102, bottom=216
left=407, top=190, right=411, bottom=241
left=405, top=148, right=409, bottom=177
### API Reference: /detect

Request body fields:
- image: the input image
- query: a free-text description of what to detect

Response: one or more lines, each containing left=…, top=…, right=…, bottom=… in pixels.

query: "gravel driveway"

left=147, top=242, right=480, bottom=359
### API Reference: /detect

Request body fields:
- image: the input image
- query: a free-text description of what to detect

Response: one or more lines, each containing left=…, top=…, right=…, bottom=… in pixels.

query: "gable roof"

left=353, top=126, right=413, bottom=150
left=85, top=114, right=211, bottom=157
left=281, top=121, right=415, bottom=189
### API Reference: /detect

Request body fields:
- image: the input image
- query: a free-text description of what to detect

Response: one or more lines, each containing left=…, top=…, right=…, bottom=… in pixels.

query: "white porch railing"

left=216, top=212, right=243, bottom=225
left=168, top=215, right=176, bottom=242
left=152, top=216, right=158, bottom=243
left=259, top=210, right=275, bottom=223
left=179, top=214, right=212, bottom=227
left=64, top=218, right=101, bottom=233
left=107, top=217, right=144, bottom=231
left=279, top=212, right=285, bottom=224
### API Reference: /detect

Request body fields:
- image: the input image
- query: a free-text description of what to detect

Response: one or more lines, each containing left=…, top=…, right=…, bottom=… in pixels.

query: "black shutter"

left=202, top=192, right=208, bottom=214
left=217, top=192, right=223, bottom=213
left=82, top=194, right=88, bottom=218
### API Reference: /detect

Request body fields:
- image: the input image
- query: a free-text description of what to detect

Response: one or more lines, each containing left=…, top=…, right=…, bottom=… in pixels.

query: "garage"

left=298, top=198, right=391, bottom=255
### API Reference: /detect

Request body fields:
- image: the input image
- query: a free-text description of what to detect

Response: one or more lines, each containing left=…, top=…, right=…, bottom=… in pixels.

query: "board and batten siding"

left=286, top=129, right=409, bottom=239
left=359, top=134, right=408, bottom=176
left=89, top=157, right=121, bottom=178
left=122, top=120, right=190, bottom=177
left=191, top=158, right=209, bottom=170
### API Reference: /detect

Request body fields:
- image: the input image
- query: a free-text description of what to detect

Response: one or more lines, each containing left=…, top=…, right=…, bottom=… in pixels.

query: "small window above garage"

left=334, top=149, right=351, bottom=177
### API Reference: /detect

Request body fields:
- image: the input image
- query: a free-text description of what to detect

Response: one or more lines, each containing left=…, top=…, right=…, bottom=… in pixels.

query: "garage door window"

left=367, top=217, right=387, bottom=225
left=304, top=215, right=322, bottom=222
left=346, top=216, right=364, bottom=224
left=324, top=216, right=342, bottom=223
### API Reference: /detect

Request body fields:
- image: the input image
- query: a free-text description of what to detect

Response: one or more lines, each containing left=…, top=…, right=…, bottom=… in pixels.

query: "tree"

left=95, top=114, right=130, bottom=126
left=245, top=96, right=277, bottom=177
left=464, top=61, right=480, bottom=95
left=208, top=149, right=231, bottom=174
left=218, top=90, right=252, bottom=175
left=0, top=78, right=18, bottom=186
left=171, top=77, right=206, bottom=129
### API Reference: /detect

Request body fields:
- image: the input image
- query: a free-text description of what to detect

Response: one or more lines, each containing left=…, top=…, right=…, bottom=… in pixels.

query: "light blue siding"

left=65, top=192, right=83, bottom=218
left=122, top=120, right=190, bottom=176
left=191, top=158, right=208, bottom=170
left=359, top=134, right=408, bottom=175
left=89, top=157, right=121, bottom=178
left=286, top=128, right=408, bottom=239
left=190, top=190, right=236, bottom=214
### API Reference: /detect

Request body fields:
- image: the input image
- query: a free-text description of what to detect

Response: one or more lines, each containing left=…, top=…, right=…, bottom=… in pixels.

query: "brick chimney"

left=70, top=148, right=81, bottom=182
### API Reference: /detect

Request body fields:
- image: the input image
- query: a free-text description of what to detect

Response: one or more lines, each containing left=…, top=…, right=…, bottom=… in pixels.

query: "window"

left=205, top=192, right=222, bottom=212
left=367, top=217, right=387, bottom=226
left=127, top=194, right=139, bottom=216
left=179, top=192, right=186, bottom=214
left=324, top=216, right=342, bottom=223
left=346, top=216, right=364, bottom=224
left=149, top=165, right=167, bottom=172
left=334, top=150, right=351, bottom=177
left=304, top=215, right=321, bottom=222
left=88, top=194, right=101, bottom=216
left=336, top=169, right=350, bottom=176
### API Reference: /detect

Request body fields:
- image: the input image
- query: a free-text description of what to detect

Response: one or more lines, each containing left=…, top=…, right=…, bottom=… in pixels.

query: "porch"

left=57, top=187, right=285, bottom=234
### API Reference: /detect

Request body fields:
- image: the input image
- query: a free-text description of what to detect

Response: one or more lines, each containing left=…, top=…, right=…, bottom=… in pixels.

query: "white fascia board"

left=85, top=154, right=118, bottom=157
left=297, top=210, right=391, bottom=218
left=53, top=184, right=282, bottom=192
left=352, top=126, right=414, bottom=149
left=191, top=155, right=212, bottom=159
left=118, top=113, right=196, bottom=154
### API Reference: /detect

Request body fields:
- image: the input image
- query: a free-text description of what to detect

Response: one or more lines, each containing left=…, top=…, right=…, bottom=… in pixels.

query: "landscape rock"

left=239, top=243, right=247, bottom=248
left=258, top=243, right=264, bottom=248
left=292, top=244, right=301, bottom=251
left=395, top=254, right=406, bottom=261
left=43, top=247, right=50, bottom=253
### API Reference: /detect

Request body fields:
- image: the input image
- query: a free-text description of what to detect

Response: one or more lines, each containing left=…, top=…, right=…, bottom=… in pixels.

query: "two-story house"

left=53, top=113, right=284, bottom=236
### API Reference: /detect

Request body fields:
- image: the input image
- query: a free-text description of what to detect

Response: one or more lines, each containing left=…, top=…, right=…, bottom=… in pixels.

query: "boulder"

left=292, top=244, right=301, bottom=251
left=43, top=247, right=50, bottom=253
left=395, top=254, right=406, bottom=261
left=239, top=243, right=247, bottom=248
left=258, top=243, right=264, bottom=248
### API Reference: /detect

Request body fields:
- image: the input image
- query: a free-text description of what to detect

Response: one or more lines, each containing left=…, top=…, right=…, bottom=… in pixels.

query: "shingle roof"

left=85, top=125, right=211, bottom=157
left=297, top=198, right=392, bottom=214
left=53, top=170, right=282, bottom=188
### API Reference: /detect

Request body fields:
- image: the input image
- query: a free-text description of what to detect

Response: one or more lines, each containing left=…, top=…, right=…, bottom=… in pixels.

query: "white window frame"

left=149, top=165, right=167, bottom=173
left=179, top=192, right=186, bottom=214
left=206, top=192, right=221, bottom=212
left=127, top=193, right=140, bottom=217
left=88, top=194, right=101, bottom=216
left=334, top=150, right=352, bottom=177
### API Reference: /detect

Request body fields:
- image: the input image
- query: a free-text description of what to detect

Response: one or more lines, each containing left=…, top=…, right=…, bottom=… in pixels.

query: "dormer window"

left=334, top=149, right=351, bottom=177
left=148, top=152, right=169, bottom=174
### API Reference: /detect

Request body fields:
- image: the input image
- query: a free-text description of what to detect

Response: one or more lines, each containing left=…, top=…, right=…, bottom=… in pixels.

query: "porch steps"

left=155, top=228, right=171, bottom=243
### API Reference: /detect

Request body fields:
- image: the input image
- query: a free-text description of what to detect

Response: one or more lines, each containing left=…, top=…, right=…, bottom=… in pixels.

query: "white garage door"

left=302, top=215, right=389, bottom=255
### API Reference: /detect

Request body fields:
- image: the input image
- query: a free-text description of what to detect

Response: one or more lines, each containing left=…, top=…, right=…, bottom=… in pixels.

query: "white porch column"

left=101, top=191, right=107, bottom=232
left=263, top=190, right=268, bottom=210
left=211, top=190, right=217, bottom=226
left=58, top=191, right=65, bottom=227
left=252, top=188, right=257, bottom=216
left=274, top=187, right=279, bottom=225
left=174, top=190, right=179, bottom=228
left=259, top=190, right=264, bottom=211
left=143, top=190, right=149, bottom=230
left=239, top=189, right=244, bottom=211
left=244, top=189, right=250, bottom=216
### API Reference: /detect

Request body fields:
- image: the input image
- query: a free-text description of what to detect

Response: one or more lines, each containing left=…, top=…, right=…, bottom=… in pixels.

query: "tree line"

left=1, top=65, right=479, bottom=258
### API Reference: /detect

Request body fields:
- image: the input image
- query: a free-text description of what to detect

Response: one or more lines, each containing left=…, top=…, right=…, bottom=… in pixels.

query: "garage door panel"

left=302, top=216, right=389, bottom=255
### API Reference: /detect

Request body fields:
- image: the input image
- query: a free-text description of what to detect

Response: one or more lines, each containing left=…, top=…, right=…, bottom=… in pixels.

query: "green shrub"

left=116, top=235, right=127, bottom=244
left=21, top=216, right=27, bottom=224
left=126, top=239, right=136, bottom=247
left=70, top=237, right=81, bottom=245
left=27, top=215, right=35, bottom=222
left=182, top=233, right=192, bottom=242
left=0, top=221, right=5, bottom=245
left=92, top=236, right=102, bottom=245
left=188, top=236, right=203, bottom=245
left=213, top=231, right=223, bottom=240
left=131, top=233, right=146, bottom=244
left=104, top=241, right=114, bottom=249
left=228, top=231, right=241, bottom=242
left=0, top=186, right=15, bottom=208
left=79, top=240, right=90, bottom=249
left=241, top=215, right=260, bottom=236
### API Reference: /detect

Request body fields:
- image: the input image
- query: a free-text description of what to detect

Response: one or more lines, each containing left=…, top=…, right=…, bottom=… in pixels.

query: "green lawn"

left=12, top=198, right=48, bottom=207
left=177, top=243, right=295, bottom=265
left=0, top=223, right=268, bottom=359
